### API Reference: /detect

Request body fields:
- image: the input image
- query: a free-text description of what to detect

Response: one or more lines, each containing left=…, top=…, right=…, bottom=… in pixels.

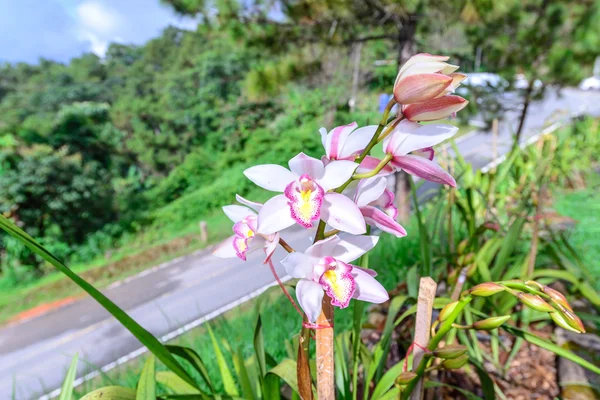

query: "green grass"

left=553, top=177, right=600, bottom=288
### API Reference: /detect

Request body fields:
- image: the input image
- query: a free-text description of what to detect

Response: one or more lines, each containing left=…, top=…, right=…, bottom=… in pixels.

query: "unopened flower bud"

left=466, top=263, right=477, bottom=278
left=470, top=283, right=505, bottom=297
left=473, top=315, right=511, bottom=331
left=402, top=95, right=468, bottom=122
left=433, top=344, right=468, bottom=359
left=560, top=308, right=586, bottom=333
left=542, top=286, right=572, bottom=311
left=396, top=371, right=418, bottom=385
left=442, top=354, right=469, bottom=370
left=550, top=311, right=582, bottom=333
left=439, top=301, right=460, bottom=322
left=517, top=293, right=555, bottom=312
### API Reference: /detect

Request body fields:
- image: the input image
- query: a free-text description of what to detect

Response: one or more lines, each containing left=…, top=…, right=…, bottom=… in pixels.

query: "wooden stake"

left=316, top=297, right=335, bottom=399
left=410, top=277, right=437, bottom=400
left=199, top=221, right=208, bottom=243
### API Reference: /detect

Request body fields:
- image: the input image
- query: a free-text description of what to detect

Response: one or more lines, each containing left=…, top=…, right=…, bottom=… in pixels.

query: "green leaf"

left=503, top=325, right=600, bottom=375
left=58, top=353, right=78, bottom=400
left=137, top=356, right=156, bottom=400
left=165, top=345, right=213, bottom=392
left=207, top=325, right=239, bottom=397
left=156, top=371, right=200, bottom=395
left=266, top=359, right=300, bottom=395
left=374, top=296, right=408, bottom=381
left=253, top=314, right=267, bottom=377
left=232, top=348, right=257, bottom=400
left=491, top=216, right=526, bottom=280
left=80, top=386, right=136, bottom=400
left=424, top=381, right=484, bottom=400
left=471, top=360, right=496, bottom=400
left=0, top=215, right=199, bottom=391
left=370, top=357, right=405, bottom=399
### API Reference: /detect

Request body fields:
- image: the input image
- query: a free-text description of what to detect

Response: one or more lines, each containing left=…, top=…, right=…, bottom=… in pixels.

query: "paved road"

left=1, top=88, right=600, bottom=399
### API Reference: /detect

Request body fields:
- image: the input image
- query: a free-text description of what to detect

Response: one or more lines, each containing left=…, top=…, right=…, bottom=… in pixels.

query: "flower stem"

left=278, top=237, right=295, bottom=253
left=352, top=153, right=393, bottom=180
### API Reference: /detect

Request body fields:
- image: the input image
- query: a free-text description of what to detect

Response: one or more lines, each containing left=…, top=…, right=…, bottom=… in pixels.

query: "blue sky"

left=0, top=0, right=198, bottom=64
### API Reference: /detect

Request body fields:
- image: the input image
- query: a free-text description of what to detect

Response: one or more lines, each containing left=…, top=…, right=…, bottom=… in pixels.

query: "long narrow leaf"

left=137, top=356, right=156, bottom=400
left=165, top=345, right=214, bottom=392
left=207, top=325, right=239, bottom=397
left=0, top=216, right=199, bottom=390
left=490, top=216, right=526, bottom=280
left=58, top=354, right=78, bottom=400
left=156, top=372, right=200, bottom=395
left=503, top=325, right=600, bottom=374
left=80, top=386, right=136, bottom=400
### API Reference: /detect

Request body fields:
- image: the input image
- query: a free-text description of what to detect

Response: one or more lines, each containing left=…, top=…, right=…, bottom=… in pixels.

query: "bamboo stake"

left=316, top=297, right=335, bottom=399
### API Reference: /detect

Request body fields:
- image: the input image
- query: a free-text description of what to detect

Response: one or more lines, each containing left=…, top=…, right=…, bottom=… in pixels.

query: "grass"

left=553, top=175, right=600, bottom=287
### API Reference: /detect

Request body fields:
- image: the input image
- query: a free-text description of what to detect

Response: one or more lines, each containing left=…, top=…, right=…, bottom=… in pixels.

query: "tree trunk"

left=515, top=75, right=536, bottom=145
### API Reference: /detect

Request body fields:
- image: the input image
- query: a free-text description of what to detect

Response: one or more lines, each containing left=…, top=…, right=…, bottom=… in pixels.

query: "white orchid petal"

left=244, top=164, right=296, bottom=192
left=282, top=252, right=314, bottom=279
left=319, top=127, right=328, bottom=150
left=305, top=235, right=341, bottom=262
left=325, top=122, right=357, bottom=159
left=392, top=155, right=456, bottom=187
left=394, top=124, right=458, bottom=156
left=335, top=234, right=379, bottom=263
left=212, top=236, right=237, bottom=258
left=235, top=194, right=262, bottom=212
left=288, top=152, right=325, bottom=179
left=354, top=176, right=387, bottom=207
left=318, top=160, right=358, bottom=191
left=257, top=194, right=296, bottom=235
left=384, top=120, right=422, bottom=154
left=321, top=193, right=366, bottom=234
left=296, top=279, right=324, bottom=323
left=339, top=125, right=378, bottom=158
left=222, top=205, right=255, bottom=223
left=352, top=268, right=389, bottom=303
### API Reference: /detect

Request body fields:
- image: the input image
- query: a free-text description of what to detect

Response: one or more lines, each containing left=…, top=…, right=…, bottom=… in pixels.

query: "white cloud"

left=75, top=1, right=123, bottom=57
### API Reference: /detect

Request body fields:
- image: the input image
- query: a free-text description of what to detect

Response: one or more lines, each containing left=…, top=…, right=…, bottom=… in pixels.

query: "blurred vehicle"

left=579, top=76, right=600, bottom=91
left=456, top=73, right=510, bottom=97
left=514, top=74, right=543, bottom=90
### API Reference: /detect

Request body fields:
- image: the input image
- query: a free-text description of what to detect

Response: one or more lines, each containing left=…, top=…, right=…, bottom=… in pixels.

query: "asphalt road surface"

left=1, top=88, right=600, bottom=399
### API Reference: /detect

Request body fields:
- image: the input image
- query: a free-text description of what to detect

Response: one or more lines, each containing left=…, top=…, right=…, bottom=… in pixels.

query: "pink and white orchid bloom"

left=244, top=153, right=366, bottom=235
left=212, top=195, right=279, bottom=262
left=282, top=235, right=388, bottom=323
left=383, top=120, right=458, bottom=187
left=320, top=122, right=394, bottom=176
left=352, top=176, right=407, bottom=237
left=393, top=53, right=460, bottom=105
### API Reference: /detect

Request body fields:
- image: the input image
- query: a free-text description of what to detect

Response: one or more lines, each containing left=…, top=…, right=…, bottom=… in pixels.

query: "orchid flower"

left=383, top=120, right=458, bottom=186
left=394, top=53, right=461, bottom=105
left=282, top=235, right=388, bottom=323
left=351, top=176, right=407, bottom=237
left=212, top=195, right=279, bottom=262
left=320, top=122, right=393, bottom=175
left=244, top=153, right=366, bottom=235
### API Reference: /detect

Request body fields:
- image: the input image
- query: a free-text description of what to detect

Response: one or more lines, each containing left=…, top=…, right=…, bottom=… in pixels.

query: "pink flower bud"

left=517, top=293, right=555, bottom=312
left=550, top=311, right=583, bottom=333
left=403, top=95, right=468, bottom=122
left=469, top=283, right=505, bottom=297
left=394, top=73, right=452, bottom=104
left=472, top=315, right=511, bottom=330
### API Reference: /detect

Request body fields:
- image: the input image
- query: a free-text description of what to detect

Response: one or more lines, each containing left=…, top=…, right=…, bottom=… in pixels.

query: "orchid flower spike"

left=244, top=153, right=366, bottom=235
left=213, top=195, right=279, bottom=262
left=282, top=235, right=389, bottom=323
left=383, top=120, right=458, bottom=186
left=320, top=122, right=393, bottom=175
left=394, top=53, right=462, bottom=105
left=351, top=176, right=407, bottom=237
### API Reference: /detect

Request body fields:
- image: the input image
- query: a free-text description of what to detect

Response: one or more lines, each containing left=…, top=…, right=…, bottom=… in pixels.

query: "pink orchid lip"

left=284, top=174, right=325, bottom=229
left=232, top=215, right=257, bottom=261
left=317, top=256, right=356, bottom=308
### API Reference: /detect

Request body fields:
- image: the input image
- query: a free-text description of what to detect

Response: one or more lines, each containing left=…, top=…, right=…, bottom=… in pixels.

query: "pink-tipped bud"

left=394, top=73, right=453, bottom=104
left=439, top=301, right=460, bottom=321
left=433, top=344, right=468, bottom=359
left=403, top=95, right=468, bottom=122
left=396, top=371, right=418, bottom=385
left=543, top=286, right=572, bottom=311
left=470, top=283, right=505, bottom=297
left=550, top=311, right=583, bottom=333
left=559, top=307, right=586, bottom=333
left=517, top=293, right=555, bottom=312
left=473, top=315, right=511, bottom=330
left=442, top=354, right=469, bottom=370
